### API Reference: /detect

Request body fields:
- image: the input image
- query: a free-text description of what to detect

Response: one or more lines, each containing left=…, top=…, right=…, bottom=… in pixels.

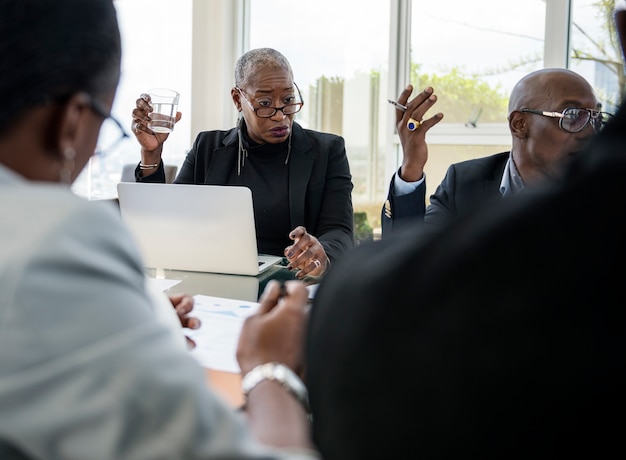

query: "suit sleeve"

left=381, top=172, right=427, bottom=238
left=135, top=161, right=167, bottom=183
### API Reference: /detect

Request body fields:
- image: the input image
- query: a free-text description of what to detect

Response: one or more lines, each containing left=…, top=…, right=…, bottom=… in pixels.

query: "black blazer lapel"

left=481, top=154, right=509, bottom=198
left=203, top=129, right=238, bottom=184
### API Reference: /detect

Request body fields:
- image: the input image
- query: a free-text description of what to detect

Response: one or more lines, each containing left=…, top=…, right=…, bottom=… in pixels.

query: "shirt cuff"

left=393, top=168, right=425, bottom=196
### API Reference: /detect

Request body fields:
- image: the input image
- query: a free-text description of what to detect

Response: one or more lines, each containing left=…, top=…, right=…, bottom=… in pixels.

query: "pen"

left=387, top=99, right=407, bottom=112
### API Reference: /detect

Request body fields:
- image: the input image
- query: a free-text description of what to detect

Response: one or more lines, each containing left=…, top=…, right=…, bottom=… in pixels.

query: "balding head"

left=507, top=68, right=598, bottom=116
left=505, top=68, right=600, bottom=186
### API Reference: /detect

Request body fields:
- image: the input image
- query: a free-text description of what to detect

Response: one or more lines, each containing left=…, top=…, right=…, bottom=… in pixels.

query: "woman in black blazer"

left=131, top=48, right=354, bottom=278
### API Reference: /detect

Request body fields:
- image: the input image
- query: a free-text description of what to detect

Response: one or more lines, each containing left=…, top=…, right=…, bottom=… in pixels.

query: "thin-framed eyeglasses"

left=88, top=96, right=130, bottom=156
left=236, top=83, right=304, bottom=118
left=520, top=107, right=614, bottom=133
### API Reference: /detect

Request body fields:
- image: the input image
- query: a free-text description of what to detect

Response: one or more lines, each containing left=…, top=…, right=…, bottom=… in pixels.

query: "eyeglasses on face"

left=236, top=83, right=304, bottom=118
left=87, top=96, right=130, bottom=156
left=520, top=107, right=614, bottom=133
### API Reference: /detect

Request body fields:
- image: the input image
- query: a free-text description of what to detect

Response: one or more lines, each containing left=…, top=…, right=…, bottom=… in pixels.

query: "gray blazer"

left=0, top=166, right=312, bottom=459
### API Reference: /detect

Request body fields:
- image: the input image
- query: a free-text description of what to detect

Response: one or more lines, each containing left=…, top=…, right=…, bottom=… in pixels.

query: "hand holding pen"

left=387, top=85, right=444, bottom=182
left=237, top=280, right=309, bottom=377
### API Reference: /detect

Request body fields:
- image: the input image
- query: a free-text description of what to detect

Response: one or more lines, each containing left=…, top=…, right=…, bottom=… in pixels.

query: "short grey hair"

left=234, top=48, right=293, bottom=88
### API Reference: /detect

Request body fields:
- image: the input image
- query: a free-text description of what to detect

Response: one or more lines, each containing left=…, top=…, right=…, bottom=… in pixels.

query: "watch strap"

left=241, top=362, right=309, bottom=413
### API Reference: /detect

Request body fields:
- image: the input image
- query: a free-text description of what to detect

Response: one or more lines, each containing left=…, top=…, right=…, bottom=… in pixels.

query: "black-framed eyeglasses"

left=87, top=96, right=130, bottom=156
left=236, top=83, right=304, bottom=118
left=520, top=107, right=614, bottom=134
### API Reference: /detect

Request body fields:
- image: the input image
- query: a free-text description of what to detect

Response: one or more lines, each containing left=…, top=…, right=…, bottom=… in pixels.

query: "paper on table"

left=187, top=294, right=260, bottom=373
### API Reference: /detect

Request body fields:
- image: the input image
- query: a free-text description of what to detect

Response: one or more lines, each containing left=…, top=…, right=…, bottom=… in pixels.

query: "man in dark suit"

left=382, top=68, right=610, bottom=235
left=307, top=96, right=626, bottom=459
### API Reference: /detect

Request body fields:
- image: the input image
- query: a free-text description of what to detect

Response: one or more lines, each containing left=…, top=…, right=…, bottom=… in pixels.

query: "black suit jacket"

left=138, top=122, right=354, bottom=261
left=381, top=151, right=509, bottom=235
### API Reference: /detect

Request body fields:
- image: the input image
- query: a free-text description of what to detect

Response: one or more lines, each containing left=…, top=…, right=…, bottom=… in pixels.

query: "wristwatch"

left=241, top=362, right=309, bottom=413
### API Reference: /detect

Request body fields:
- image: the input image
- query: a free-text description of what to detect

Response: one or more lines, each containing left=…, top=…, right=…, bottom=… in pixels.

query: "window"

left=72, top=0, right=193, bottom=199
left=570, top=0, right=624, bottom=114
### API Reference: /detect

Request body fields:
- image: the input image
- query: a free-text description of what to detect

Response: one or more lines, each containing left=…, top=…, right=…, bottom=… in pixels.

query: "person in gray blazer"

left=0, top=1, right=319, bottom=458
left=131, top=48, right=354, bottom=278
left=382, top=68, right=612, bottom=235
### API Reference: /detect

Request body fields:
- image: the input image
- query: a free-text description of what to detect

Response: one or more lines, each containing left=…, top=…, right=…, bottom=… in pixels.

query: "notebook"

left=116, top=182, right=283, bottom=276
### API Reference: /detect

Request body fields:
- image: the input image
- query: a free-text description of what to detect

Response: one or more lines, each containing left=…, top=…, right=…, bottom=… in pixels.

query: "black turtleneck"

left=226, top=129, right=291, bottom=256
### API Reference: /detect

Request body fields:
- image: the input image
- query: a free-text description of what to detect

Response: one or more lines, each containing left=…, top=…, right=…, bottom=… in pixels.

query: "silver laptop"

left=116, top=182, right=282, bottom=276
